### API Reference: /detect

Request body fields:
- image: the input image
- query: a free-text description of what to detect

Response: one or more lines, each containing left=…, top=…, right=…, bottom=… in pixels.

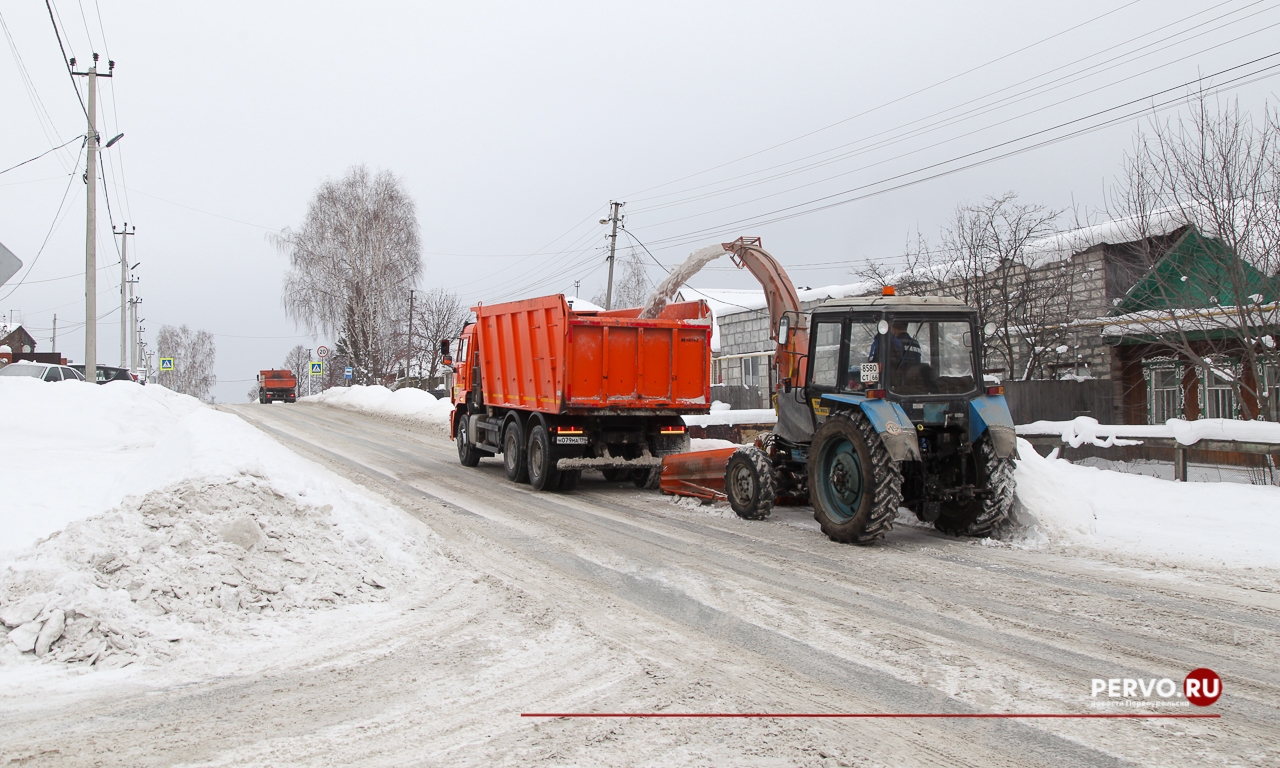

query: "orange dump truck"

left=447, top=294, right=712, bottom=492
left=257, top=369, right=297, bottom=403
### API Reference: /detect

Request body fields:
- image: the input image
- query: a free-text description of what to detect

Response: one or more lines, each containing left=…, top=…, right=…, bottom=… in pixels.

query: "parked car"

left=0, top=361, right=87, bottom=381
left=70, top=364, right=139, bottom=384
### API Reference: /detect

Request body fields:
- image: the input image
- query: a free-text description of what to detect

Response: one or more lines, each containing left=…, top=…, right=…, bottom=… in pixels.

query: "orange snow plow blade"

left=659, top=447, right=737, bottom=501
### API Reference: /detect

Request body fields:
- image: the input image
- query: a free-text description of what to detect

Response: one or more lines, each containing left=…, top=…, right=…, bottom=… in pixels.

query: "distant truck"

left=257, top=369, right=297, bottom=403
left=446, top=294, right=713, bottom=492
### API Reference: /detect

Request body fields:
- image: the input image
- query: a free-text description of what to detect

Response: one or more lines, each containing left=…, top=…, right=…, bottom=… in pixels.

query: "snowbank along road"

left=6, top=400, right=1278, bottom=766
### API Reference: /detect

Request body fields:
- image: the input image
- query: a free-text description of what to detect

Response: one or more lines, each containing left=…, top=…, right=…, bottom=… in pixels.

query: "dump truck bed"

left=473, top=295, right=712, bottom=415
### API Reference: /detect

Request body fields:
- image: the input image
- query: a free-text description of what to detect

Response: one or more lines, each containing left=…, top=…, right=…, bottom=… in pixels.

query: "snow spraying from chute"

left=638, top=244, right=726, bottom=319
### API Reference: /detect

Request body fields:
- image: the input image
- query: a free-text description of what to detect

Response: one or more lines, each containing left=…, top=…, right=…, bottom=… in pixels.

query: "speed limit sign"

left=317, top=345, right=329, bottom=359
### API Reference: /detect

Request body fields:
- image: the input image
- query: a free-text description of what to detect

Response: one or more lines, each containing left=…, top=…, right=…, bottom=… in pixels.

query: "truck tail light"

left=987, top=385, right=1004, bottom=396
left=555, top=426, right=584, bottom=435
left=660, top=425, right=686, bottom=435
left=866, top=389, right=886, bottom=399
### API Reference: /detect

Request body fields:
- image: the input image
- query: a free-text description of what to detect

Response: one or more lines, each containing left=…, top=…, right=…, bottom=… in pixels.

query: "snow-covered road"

left=5, top=401, right=1278, bottom=767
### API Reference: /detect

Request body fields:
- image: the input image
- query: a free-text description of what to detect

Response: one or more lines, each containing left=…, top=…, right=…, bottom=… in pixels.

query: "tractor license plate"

left=556, top=436, right=588, bottom=444
left=860, top=362, right=880, bottom=383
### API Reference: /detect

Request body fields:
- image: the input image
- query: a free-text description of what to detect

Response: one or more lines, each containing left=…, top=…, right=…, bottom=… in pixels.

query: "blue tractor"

left=664, top=238, right=1019, bottom=544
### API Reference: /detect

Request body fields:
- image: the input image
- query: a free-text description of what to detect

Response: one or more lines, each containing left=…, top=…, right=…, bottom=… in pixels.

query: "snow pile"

left=1011, top=438, right=1280, bottom=567
left=0, top=378, right=442, bottom=673
left=689, top=438, right=739, bottom=452
left=302, top=384, right=454, bottom=435
left=1018, top=416, right=1280, bottom=447
left=683, top=408, right=777, bottom=428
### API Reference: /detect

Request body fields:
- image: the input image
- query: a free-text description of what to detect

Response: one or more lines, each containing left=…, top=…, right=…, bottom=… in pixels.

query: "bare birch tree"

left=282, top=344, right=309, bottom=386
left=274, top=165, right=422, bottom=385
left=155, top=324, right=217, bottom=401
left=593, top=248, right=652, bottom=310
left=1109, top=96, right=1280, bottom=419
left=409, top=288, right=469, bottom=383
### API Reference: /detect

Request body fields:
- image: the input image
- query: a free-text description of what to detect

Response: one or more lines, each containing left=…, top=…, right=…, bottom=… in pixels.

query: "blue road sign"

left=344, top=366, right=353, bottom=379
left=310, top=361, right=323, bottom=376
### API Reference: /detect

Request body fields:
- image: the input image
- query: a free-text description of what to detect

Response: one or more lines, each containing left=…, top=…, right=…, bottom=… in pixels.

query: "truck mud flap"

left=969, top=395, right=1018, bottom=459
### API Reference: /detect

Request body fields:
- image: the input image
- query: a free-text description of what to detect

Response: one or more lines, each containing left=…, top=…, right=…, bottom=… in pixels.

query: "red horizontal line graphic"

left=522, top=713, right=1220, bottom=719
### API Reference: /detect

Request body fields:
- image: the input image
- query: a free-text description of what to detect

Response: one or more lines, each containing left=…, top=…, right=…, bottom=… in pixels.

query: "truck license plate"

left=556, top=436, right=588, bottom=445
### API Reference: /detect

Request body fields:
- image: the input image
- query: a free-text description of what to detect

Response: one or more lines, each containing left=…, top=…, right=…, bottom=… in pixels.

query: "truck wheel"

left=457, top=419, right=483, bottom=468
left=502, top=420, right=529, bottom=483
left=808, top=411, right=901, bottom=544
left=725, top=447, right=776, bottom=520
left=934, top=437, right=1015, bottom=538
left=258, top=396, right=267, bottom=404
left=601, top=468, right=628, bottom=482
left=526, top=424, right=562, bottom=491
left=556, top=469, right=581, bottom=491
left=632, top=468, right=661, bottom=490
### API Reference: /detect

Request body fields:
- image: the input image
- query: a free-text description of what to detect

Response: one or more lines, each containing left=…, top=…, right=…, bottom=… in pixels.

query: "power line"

left=631, top=6, right=1280, bottom=218
left=628, top=53, right=1280, bottom=252
left=44, top=0, right=88, bottom=118
left=0, top=134, right=85, bottom=176
left=622, top=0, right=1148, bottom=200
left=0, top=142, right=85, bottom=301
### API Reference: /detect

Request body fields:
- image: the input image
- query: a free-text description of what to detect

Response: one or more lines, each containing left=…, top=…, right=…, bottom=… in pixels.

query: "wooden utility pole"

left=603, top=201, right=623, bottom=310
left=407, top=288, right=416, bottom=379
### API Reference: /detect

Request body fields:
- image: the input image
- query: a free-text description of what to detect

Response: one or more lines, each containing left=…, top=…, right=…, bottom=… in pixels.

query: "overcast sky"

left=2, top=0, right=1277, bottom=402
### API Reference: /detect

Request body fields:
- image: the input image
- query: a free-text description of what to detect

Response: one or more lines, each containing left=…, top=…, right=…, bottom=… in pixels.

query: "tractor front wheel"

left=808, top=411, right=901, bottom=544
left=725, top=446, right=776, bottom=520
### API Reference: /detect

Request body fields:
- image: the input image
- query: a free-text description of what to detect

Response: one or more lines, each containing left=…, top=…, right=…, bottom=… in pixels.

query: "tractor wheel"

left=601, top=468, right=629, bottom=482
left=527, top=424, right=562, bottom=491
left=456, top=418, right=483, bottom=468
left=632, top=468, right=662, bottom=490
left=502, top=419, right=529, bottom=483
left=557, top=469, right=581, bottom=491
left=808, top=411, right=901, bottom=544
left=934, top=437, right=1015, bottom=538
left=724, top=446, right=776, bottom=520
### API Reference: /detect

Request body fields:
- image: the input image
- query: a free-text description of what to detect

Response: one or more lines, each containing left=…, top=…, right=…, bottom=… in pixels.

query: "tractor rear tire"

left=725, top=446, right=776, bottom=520
left=808, top=411, right=901, bottom=544
left=503, top=420, right=529, bottom=483
left=934, top=437, right=1014, bottom=538
left=527, top=424, right=562, bottom=491
left=457, top=418, right=483, bottom=468
left=633, top=468, right=662, bottom=490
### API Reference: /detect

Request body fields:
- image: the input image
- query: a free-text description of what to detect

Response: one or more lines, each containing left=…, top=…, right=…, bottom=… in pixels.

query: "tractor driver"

left=868, top=319, right=922, bottom=367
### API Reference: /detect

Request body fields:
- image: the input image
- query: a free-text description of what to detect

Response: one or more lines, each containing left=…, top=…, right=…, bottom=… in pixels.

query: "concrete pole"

left=52, top=314, right=57, bottom=353
left=129, top=280, right=138, bottom=373
left=407, top=288, right=415, bottom=379
left=604, top=201, right=622, bottom=311
left=118, top=224, right=128, bottom=367
left=84, top=62, right=99, bottom=381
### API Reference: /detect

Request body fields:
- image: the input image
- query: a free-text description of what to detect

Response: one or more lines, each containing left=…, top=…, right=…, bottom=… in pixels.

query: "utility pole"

left=407, top=288, right=415, bottom=380
left=115, top=224, right=134, bottom=367
left=51, top=314, right=57, bottom=354
left=72, top=54, right=113, bottom=384
left=602, top=201, right=624, bottom=310
left=129, top=275, right=141, bottom=373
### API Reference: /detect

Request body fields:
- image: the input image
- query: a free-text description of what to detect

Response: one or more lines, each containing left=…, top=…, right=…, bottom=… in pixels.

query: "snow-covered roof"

left=564, top=296, right=605, bottom=312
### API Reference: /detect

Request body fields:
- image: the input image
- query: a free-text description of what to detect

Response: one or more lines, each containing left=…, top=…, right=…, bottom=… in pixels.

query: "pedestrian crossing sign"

left=159, top=357, right=174, bottom=371
left=310, top=361, right=323, bottom=376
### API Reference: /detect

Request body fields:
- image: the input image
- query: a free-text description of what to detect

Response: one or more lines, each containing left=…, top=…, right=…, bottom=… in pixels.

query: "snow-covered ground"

left=1018, top=415, right=1280, bottom=448
left=301, top=384, right=454, bottom=435
left=0, top=378, right=446, bottom=686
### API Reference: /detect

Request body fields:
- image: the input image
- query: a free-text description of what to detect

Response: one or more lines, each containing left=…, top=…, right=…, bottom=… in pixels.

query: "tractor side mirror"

left=439, top=339, right=450, bottom=355
left=777, top=315, right=790, bottom=341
